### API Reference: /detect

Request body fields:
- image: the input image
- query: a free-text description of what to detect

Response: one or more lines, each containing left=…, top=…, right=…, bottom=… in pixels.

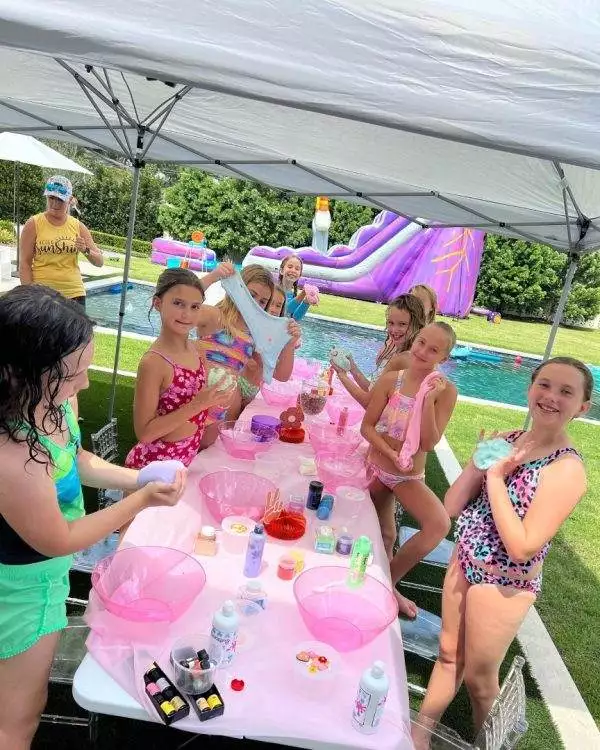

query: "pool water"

left=87, top=283, right=600, bottom=421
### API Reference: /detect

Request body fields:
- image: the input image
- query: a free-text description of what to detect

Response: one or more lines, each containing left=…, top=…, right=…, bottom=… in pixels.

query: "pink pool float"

left=315, top=452, right=369, bottom=492
left=198, top=470, right=276, bottom=522
left=91, top=546, right=206, bottom=623
left=218, top=420, right=278, bottom=460
left=308, top=421, right=362, bottom=457
left=294, top=566, right=398, bottom=651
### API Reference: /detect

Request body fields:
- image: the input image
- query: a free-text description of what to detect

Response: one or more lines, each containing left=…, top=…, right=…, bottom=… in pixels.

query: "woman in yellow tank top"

left=19, top=175, right=104, bottom=307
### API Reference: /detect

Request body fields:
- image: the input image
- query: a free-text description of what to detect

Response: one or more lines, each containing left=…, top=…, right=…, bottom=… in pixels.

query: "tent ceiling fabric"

left=0, top=1, right=599, bottom=250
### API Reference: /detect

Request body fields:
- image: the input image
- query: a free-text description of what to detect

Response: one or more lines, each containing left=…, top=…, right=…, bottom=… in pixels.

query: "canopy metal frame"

left=0, top=59, right=593, bottom=420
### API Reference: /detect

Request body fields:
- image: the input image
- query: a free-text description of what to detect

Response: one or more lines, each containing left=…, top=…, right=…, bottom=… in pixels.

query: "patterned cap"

left=43, top=175, right=73, bottom=202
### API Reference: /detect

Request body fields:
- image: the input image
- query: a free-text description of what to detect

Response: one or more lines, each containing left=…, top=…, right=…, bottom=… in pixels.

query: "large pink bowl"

left=91, top=546, right=206, bottom=623
left=315, top=452, right=369, bottom=492
left=198, top=470, right=276, bottom=523
left=218, top=420, right=277, bottom=460
left=308, top=421, right=362, bottom=457
left=293, top=357, right=322, bottom=380
left=294, top=566, right=398, bottom=651
left=325, top=396, right=365, bottom=428
left=261, top=379, right=300, bottom=408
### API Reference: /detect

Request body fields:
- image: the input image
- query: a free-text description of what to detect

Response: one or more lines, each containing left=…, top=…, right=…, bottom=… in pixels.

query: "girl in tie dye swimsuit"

left=415, top=357, right=591, bottom=745
left=126, top=266, right=237, bottom=468
left=196, top=265, right=300, bottom=448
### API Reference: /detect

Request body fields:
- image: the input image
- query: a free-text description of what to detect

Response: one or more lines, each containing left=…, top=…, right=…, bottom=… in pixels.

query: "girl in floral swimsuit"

left=126, top=266, right=237, bottom=469
left=415, top=357, right=591, bottom=746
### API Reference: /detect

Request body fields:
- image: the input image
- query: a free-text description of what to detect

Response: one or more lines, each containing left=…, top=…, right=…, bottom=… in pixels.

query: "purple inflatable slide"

left=243, top=211, right=485, bottom=317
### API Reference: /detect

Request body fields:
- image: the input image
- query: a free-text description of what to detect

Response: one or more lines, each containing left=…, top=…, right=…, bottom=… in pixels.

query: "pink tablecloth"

left=87, top=397, right=413, bottom=749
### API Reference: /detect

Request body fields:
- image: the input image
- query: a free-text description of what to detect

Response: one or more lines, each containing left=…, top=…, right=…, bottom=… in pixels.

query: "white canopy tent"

left=0, top=0, right=598, bottom=417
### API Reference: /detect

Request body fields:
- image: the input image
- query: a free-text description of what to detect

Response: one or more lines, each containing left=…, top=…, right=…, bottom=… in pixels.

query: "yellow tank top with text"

left=32, top=213, right=84, bottom=299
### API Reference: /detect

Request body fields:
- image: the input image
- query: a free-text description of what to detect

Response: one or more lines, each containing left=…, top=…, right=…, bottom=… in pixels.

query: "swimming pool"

left=87, top=283, right=600, bottom=422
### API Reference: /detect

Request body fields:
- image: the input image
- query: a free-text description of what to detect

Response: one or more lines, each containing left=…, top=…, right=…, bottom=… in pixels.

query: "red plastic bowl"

left=294, top=566, right=398, bottom=652
left=91, top=546, right=206, bottom=623
left=198, top=470, right=276, bottom=523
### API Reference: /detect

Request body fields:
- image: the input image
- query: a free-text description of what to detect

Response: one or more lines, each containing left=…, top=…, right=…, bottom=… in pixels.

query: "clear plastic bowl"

left=170, top=634, right=223, bottom=694
left=325, top=396, right=365, bottom=428
left=91, top=546, right=206, bottom=623
left=218, top=420, right=278, bottom=460
left=293, top=358, right=322, bottom=380
left=308, top=421, right=362, bottom=458
left=315, top=452, right=369, bottom=492
left=293, top=566, right=398, bottom=652
left=198, top=470, right=276, bottom=523
left=261, top=379, right=300, bottom=408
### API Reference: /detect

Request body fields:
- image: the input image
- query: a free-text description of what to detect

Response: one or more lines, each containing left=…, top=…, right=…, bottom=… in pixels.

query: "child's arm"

left=132, top=353, right=231, bottom=443
left=0, top=455, right=185, bottom=558
left=200, top=261, right=235, bottom=291
left=273, top=320, right=301, bottom=381
left=360, top=372, right=398, bottom=462
left=444, top=460, right=485, bottom=518
left=196, top=306, right=223, bottom=337
left=331, top=364, right=371, bottom=407
left=348, top=355, right=371, bottom=391
left=77, top=451, right=139, bottom=491
left=419, top=379, right=457, bottom=452
left=287, top=293, right=310, bottom=321
left=381, top=351, right=411, bottom=377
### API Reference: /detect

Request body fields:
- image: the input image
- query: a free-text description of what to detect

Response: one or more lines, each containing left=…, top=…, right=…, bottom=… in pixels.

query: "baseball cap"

left=44, top=175, right=73, bottom=202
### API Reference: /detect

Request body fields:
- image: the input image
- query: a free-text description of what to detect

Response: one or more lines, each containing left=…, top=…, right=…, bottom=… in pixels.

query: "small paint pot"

left=277, top=555, right=297, bottom=581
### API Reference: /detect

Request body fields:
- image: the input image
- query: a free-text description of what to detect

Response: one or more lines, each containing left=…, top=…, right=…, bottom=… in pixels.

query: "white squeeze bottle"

left=209, top=600, right=239, bottom=666
left=352, top=661, right=389, bottom=735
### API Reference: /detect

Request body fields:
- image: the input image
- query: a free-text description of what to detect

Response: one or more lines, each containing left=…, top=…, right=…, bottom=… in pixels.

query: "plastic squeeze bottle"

left=243, top=523, right=266, bottom=578
left=209, top=600, right=239, bottom=666
left=347, top=535, right=372, bottom=588
left=352, top=661, right=389, bottom=735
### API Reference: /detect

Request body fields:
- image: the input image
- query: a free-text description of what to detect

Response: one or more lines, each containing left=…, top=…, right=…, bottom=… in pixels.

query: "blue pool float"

left=450, top=346, right=502, bottom=364
left=451, top=346, right=471, bottom=360
left=108, top=282, right=134, bottom=294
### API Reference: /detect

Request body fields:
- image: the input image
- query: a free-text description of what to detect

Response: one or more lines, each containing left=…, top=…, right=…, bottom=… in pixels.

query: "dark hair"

left=149, top=268, right=205, bottom=322
left=377, top=294, right=426, bottom=366
left=279, top=255, right=304, bottom=296
left=531, top=356, right=594, bottom=402
left=0, top=285, right=94, bottom=465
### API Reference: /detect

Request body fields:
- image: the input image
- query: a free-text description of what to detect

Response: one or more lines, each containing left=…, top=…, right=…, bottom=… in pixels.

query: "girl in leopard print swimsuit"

left=415, top=357, right=592, bottom=745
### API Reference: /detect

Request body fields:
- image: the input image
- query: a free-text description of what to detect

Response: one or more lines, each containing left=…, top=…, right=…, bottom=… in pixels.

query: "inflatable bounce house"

left=151, top=231, right=217, bottom=272
left=244, top=198, right=485, bottom=318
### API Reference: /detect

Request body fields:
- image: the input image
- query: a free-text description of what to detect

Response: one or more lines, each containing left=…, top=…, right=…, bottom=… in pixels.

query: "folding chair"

left=72, top=418, right=121, bottom=573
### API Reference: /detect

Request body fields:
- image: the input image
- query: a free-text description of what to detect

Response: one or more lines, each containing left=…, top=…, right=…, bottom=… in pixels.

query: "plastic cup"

left=170, top=634, right=223, bottom=694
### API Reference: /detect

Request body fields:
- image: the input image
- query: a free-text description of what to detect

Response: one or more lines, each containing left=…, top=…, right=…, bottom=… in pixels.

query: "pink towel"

left=397, top=371, right=442, bottom=471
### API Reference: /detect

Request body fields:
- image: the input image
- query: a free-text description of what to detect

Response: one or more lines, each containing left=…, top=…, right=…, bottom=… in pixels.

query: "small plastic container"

left=170, top=636, right=223, bottom=694
left=238, top=579, right=268, bottom=611
left=278, top=555, right=298, bottom=581
left=221, top=516, right=254, bottom=554
left=337, top=486, right=368, bottom=529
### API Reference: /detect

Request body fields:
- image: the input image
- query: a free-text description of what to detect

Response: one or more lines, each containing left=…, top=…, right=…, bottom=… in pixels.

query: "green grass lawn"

left=102, top=254, right=600, bottom=364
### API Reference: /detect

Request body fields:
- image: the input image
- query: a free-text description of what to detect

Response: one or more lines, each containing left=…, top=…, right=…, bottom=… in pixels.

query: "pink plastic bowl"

left=218, top=420, right=277, bottom=460
left=198, top=470, right=276, bottom=523
left=91, top=546, right=206, bottom=623
left=261, top=379, right=300, bottom=408
left=308, top=421, right=362, bottom=458
left=294, top=566, right=398, bottom=652
left=325, top=396, right=365, bottom=428
left=293, top=357, right=322, bottom=380
left=315, top=452, right=369, bottom=492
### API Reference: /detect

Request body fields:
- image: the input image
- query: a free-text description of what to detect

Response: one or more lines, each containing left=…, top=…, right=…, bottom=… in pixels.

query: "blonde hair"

left=217, top=264, right=275, bottom=335
left=410, top=284, right=437, bottom=324
left=431, top=321, right=456, bottom=354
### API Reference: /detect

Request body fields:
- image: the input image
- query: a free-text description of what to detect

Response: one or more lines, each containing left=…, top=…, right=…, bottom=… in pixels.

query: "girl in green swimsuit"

left=0, top=285, right=185, bottom=750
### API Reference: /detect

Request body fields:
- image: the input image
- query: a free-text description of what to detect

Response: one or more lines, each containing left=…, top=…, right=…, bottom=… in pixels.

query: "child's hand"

left=196, top=374, right=236, bottom=410
left=213, top=261, right=235, bottom=280
left=142, top=469, right=186, bottom=508
left=426, top=375, right=447, bottom=399
left=304, top=284, right=320, bottom=305
left=287, top=320, right=301, bottom=342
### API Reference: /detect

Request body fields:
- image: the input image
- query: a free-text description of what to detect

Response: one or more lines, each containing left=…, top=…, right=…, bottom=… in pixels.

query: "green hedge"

left=91, top=230, right=152, bottom=256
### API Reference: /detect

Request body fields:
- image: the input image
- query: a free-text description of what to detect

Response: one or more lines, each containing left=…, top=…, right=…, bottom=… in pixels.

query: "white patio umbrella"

left=0, top=131, right=91, bottom=265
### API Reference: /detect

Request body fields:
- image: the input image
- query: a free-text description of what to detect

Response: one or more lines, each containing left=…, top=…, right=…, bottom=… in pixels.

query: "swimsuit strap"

left=148, top=349, right=175, bottom=367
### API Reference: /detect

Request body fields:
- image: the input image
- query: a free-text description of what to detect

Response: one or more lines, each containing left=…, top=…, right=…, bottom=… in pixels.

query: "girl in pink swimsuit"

left=361, top=322, right=458, bottom=618
left=415, top=357, right=591, bottom=747
left=125, top=266, right=236, bottom=469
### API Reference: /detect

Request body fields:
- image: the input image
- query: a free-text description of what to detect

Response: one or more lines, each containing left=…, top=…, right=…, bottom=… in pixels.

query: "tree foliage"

left=0, top=162, right=45, bottom=223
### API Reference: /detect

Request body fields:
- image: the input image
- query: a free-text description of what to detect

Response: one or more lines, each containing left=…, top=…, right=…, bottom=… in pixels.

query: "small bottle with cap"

left=195, top=525, right=217, bottom=556
left=238, top=579, right=268, bottom=611
left=209, top=600, right=239, bottom=666
left=352, top=661, right=389, bottom=734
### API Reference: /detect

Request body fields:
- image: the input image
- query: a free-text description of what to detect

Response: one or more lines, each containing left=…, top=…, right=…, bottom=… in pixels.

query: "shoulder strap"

left=148, top=349, right=175, bottom=367
left=62, top=401, right=81, bottom=448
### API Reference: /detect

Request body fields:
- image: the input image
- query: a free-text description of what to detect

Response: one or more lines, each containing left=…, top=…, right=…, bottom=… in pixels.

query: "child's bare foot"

left=411, top=720, right=433, bottom=750
left=395, top=588, right=418, bottom=619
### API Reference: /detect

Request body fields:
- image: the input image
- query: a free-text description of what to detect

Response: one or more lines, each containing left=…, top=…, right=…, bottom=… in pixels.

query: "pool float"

left=151, top=236, right=217, bottom=272
left=449, top=346, right=502, bottom=364
left=450, top=346, right=470, bottom=360
left=108, top=282, right=134, bottom=294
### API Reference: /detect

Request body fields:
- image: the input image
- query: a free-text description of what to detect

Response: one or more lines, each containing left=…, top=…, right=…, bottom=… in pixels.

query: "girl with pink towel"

left=361, top=322, right=458, bottom=618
